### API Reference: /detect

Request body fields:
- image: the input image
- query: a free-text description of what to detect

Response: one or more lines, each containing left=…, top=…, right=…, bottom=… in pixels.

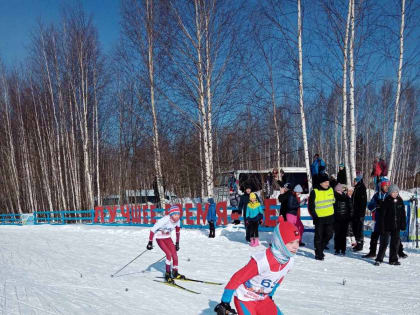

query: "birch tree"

left=342, top=0, right=352, bottom=186
left=297, top=0, right=312, bottom=190
left=348, top=0, right=356, bottom=182
left=388, top=0, right=405, bottom=181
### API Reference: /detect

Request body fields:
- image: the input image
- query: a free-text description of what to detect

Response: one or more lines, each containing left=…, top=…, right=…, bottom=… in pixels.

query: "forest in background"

left=0, top=0, right=419, bottom=214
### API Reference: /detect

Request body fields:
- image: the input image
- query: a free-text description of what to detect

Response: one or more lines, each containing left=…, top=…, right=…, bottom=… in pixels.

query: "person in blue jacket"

left=207, top=197, right=217, bottom=238
left=310, top=154, right=326, bottom=187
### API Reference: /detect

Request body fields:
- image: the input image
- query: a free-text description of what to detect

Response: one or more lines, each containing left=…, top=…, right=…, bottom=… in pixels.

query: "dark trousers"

left=334, top=220, right=349, bottom=253
left=369, top=229, right=380, bottom=254
left=248, top=220, right=260, bottom=238
left=352, top=216, right=364, bottom=245
left=314, top=221, right=334, bottom=258
left=209, top=221, right=215, bottom=237
left=376, top=230, right=400, bottom=263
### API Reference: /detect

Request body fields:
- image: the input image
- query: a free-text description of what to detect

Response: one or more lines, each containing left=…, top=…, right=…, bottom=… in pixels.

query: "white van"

left=214, top=167, right=308, bottom=202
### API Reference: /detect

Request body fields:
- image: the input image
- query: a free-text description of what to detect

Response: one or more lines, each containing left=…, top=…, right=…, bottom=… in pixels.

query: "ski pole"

left=111, top=249, right=149, bottom=277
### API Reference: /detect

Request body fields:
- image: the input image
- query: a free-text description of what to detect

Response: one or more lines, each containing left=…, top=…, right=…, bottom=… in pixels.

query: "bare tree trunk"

left=388, top=0, right=405, bottom=181
left=1, top=74, right=22, bottom=214
left=204, top=5, right=214, bottom=197
left=297, top=0, right=312, bottom=190
left=349, top=0, right=356, bottom=182
left=194, top=0, right=212, bottom=197
left=342, top=0, right=352, bottom=186
left=147, top=0, right=165, bottom=208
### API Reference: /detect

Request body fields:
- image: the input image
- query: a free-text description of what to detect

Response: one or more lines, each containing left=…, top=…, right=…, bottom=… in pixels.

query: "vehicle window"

left=239, top=173, right=264, bottom=192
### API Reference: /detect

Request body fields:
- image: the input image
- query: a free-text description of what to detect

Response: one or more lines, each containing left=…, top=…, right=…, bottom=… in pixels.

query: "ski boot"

left=373, top=261, right=381, bottom=266
left=165, top=272, right=174, bottom=284
left=172, top=270, right=186, bottom=280
left=389, top=261, right=401, bottom=265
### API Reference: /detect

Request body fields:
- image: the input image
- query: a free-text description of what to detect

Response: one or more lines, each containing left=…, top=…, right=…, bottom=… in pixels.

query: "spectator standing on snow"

left=230, top=190, right=241, bottom=225
left=374, top=185, right=406, bottom=266
left=351, top=174, right=367, bottom=252
left=310, top=154, right=326, bottom=187
left=337, top=163, right=347, bottom=185
left=245, top=192, right=264, bottom=247
left=238, top=186, right=261, bottom=242
left=363, top=179, right=407, bottom=259
left=214, top=218, right=300, bottom=315
left=286, top=184, right=305, bottom=246
left=333, top=184, right=352, bottom=255
left=308, top=173, right=335, bottom=260
left=146, top=205, right=184, bottom=283
left=207, top=197, right=217, bottom=238
left=278, top=183, right=293, bottom=221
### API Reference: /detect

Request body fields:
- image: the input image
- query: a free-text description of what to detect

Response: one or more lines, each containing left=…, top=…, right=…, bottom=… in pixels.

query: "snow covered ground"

left=1, top=224, right=420, bottom=315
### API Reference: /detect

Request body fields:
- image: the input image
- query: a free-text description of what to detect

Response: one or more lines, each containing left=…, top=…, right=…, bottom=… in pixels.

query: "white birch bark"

left=194, top=0, right=212, bottom=197
left=204, top=6, right=214, bottom=197
left=349, top=0, right=357, bottom=182
left=342, top=0, right=352, bottom=186
left=1, top=75, right=22, bottom=214
left=388, top=0, right=405, bottom=181
left=297, top=0, right=312, bottom=190
left=146, top=0, right=165, bottom=208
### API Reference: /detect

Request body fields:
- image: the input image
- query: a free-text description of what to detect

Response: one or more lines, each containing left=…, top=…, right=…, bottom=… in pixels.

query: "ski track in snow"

left=1, top=224, right=419, bottom=315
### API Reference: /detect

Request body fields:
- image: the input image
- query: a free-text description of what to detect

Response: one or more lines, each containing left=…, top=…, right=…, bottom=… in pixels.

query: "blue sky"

left=0, top=0, right=120, bottom=65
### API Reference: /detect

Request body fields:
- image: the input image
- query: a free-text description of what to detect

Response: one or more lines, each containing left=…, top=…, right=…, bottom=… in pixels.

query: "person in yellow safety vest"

left=308, top=173, right=335, bottom=260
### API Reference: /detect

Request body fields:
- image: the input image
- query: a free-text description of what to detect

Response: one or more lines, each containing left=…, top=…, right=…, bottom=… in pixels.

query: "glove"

left=175, top=242, right=180, bottom=251
left=146, top=241, right=153, bottom=250
left=214, top=302, right=237, bottom=314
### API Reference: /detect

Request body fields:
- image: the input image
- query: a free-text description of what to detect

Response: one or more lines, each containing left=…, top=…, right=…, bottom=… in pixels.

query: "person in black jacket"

left=238, top=186, right=260, bottom=242
left=351, top=174, right=367, bottom=251
left=308, top=173, right=335, bottom=260
left=333, top=184, right=352, bottom=255
left=278, top=183, right=293, bottom=221
left=374, top=184, right=406, bottom=266
left=337, top=163, right=347, bottom=185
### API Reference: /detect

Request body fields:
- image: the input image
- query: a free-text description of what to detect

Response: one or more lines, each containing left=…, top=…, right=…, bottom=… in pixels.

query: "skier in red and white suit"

left=146, top=205, right=185, bottom=283
left=214, top=217, right=300, bottom=315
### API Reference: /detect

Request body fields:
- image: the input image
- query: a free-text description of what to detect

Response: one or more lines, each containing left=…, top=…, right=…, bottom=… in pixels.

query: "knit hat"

left=380, top=179, right=390, bottom=188
left=334, top=183, right=344, bottom=193
left=339, top=163, right=345, bottom=168
left=249, top=192, right=257, bottom=201
left=284, top=183, right=292, bottom=190
left=271, top=217, right=300, bottom=263
left=294, top=184, right=303, bottom=193
left=168, top=205, right=180, bottom=216
left=354, top=174, right=363, bottom=183
left=389, top=184, right=399, bottom=194
left=318, top=173, right=329, bottom=184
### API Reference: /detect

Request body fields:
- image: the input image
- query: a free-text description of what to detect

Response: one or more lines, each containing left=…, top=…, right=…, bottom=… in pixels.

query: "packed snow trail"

left=0, top=224, right=419, bottom=314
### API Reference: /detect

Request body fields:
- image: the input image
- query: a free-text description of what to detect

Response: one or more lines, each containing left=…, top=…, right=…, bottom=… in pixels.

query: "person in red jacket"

left=214, top=217, right=300, bottom=315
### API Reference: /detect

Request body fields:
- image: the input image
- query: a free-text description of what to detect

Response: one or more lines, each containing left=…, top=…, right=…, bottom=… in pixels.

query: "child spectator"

left=207, top=197, right=217, bottom=238
left=333, top=184, right=352, bottom=255
left=245, top=192, right=264, bottom=247
left=374, top=185, right=406, bottom=266
left=286, top=184, right=305, bottom=247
